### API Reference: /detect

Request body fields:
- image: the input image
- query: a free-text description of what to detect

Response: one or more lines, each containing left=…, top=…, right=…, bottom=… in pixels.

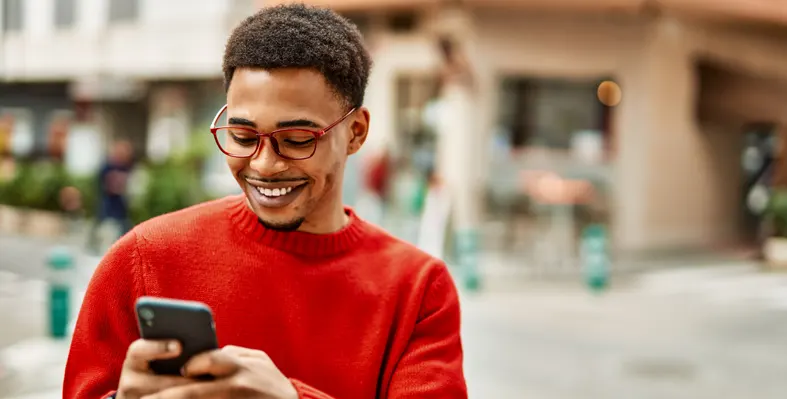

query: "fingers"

left=141, top=380, right=233, bottom=399
left=117, top=374, right=192, bottom=399
left=182, top=350, right=241, bottom=378
left=124, top=339, right=182, bottom=371
left=221, top=345, right=268, bottom=359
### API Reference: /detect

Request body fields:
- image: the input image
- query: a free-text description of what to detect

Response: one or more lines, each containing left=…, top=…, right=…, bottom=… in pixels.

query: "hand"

left=116, top=339, right=192, bottom=399
left=141, top=346, right=298, bottom=399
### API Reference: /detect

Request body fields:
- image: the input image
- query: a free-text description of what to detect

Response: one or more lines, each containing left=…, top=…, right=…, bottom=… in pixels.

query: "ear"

left=347, top=107, right=370, bottom=155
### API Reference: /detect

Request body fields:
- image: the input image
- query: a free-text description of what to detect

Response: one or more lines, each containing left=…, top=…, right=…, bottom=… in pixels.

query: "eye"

left=276, top=130, right=316, bottom=147
left=229, top=130, right=257, bottom=145
left=283, top=138, right=316, bottom=147
left=232, top=135, right=257, bottom=145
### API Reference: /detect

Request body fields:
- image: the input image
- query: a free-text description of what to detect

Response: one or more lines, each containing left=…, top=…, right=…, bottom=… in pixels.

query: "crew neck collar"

left=226, top=195, right=368, bottom=257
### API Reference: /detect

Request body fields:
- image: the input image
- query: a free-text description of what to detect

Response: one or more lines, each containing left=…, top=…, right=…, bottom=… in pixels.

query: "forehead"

left=226, top=67, right=341, bottom=118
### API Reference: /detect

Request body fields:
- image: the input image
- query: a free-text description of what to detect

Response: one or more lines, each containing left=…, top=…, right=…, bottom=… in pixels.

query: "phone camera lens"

left=139, top=307, right=155, bottom=322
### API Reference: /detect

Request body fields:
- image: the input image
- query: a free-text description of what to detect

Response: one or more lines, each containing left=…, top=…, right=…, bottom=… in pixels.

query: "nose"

left=249, top=137, right=287, bottom=175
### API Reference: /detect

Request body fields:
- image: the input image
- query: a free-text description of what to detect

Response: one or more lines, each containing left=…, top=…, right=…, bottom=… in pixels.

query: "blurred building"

left=266, top=0, right=787, bottom=256
left=2, top=0, right=786, bottom=256
left=0, top=0, right=255, bottom=193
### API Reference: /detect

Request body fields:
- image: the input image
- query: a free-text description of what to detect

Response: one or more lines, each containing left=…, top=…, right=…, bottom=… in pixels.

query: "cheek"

left=226, top=156, right=246, bottom=175
left=301, top=156, right=342, bottom=194
left=320, top=160, right=342, bottom=195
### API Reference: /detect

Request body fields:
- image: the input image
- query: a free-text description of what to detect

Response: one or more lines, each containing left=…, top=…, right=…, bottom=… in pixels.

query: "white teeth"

left=257, top=186, right=295, bottom=197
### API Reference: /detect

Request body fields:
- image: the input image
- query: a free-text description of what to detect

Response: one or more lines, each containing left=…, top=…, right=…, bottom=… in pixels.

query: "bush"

left=129, top=132, right=214, bottom=224
left=0, top=160, right=69, bottom=211
left=767, top=189, right=787, bottom=238
left=0, top=131, right=216, bottom=222
left=129, top=158, right=211, bottom=224
left=0, top=159, right=100, bottom=217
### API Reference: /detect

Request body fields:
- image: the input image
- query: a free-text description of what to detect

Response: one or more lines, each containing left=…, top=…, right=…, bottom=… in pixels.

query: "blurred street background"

left=2, top=0, right=787, bottom=398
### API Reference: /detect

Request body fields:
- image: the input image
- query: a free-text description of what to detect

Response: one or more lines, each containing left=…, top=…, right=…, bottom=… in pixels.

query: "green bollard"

left=455, top=229, right=481, bottom=292
left=581, top=224, right=610, bottom=293
left=48, top=246, right=74, bottom=339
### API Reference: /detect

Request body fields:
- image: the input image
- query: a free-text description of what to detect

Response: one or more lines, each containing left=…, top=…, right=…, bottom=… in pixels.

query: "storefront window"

left=499, top=77, right=609, bottom=152
left=488, top=77, right=615, bottom=264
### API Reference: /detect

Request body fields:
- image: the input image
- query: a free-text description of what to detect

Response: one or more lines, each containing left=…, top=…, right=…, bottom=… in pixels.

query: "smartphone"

left=134, top=296, right=219, bottom=376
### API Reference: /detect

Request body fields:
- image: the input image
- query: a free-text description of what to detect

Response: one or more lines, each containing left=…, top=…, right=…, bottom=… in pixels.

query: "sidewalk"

left=0, top=232, right=89, bottom=281
left=0, top=338, right=69, bottom=399
left=0, top=268, right=66, bottom=398
left=460, top=271, right=787, bottom=399
left=0, top=233, right=99, bottom=399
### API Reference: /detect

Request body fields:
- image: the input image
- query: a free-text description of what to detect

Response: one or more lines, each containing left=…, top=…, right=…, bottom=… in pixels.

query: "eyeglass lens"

left=215, top=128, right=317, bottom=159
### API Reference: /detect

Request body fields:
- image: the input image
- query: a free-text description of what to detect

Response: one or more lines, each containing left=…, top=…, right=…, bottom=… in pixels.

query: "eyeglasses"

left=210, top=104, right=356, bottom=160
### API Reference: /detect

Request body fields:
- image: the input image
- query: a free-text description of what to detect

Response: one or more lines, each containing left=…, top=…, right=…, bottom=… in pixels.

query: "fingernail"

left=180, top=366, right=186, bottom=376
left=167, top=341, right=179, bottom=352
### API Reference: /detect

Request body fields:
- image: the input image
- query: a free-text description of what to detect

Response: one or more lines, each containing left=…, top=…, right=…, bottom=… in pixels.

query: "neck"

left=297, top=202, right=349, bottom=234
left=296, top=180, right=349, bottom=234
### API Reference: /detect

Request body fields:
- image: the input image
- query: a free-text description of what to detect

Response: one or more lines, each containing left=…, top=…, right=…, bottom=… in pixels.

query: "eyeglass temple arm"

left=211, top=104, right=229, bottom=129
left=323, top=108, right=357, bottom=132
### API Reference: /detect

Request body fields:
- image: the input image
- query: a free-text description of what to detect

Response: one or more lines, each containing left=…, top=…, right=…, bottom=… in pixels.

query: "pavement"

left=461, top=273, right=787, bottom=399
left=3, top=233, right=787, bottom=398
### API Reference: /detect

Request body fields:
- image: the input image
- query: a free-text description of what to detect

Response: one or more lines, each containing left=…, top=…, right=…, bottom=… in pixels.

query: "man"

left=87, top=139, right=135, bottom=253
left=64, top=4, right=467, bottom=399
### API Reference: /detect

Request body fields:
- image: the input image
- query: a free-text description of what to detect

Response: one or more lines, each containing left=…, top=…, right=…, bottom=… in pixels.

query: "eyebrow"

left=228, top=117, right=321, bottom=129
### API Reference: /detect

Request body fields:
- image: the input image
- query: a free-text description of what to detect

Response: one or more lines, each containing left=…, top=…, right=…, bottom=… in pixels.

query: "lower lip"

left=248, top=183, right=307, bottom=208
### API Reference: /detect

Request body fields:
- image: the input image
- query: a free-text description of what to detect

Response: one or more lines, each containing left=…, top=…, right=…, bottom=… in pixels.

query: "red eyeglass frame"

left=209, top=104, right=356, bottom=160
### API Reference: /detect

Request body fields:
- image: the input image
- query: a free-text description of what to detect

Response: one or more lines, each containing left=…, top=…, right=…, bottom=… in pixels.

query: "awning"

left=261, top=0, right=787, bottom=26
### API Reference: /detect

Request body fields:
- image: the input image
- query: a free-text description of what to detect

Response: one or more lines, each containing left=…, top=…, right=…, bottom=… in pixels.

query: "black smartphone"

left=134, top=296, right=219, bottom=376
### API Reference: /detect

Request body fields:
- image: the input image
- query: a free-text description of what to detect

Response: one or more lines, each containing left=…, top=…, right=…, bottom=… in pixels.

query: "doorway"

left=740, top=123, right=779, bottom=246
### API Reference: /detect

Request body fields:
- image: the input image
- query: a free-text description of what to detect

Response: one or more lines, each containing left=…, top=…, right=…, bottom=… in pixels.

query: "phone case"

left=135, top=296, right=219, bottom=376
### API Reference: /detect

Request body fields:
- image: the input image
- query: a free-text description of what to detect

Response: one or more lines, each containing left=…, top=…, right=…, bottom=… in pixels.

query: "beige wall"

left=360, top=9, right=787, bottom=253
left=629, top=18, right=709, bottom=249
left=626, top=19, right=787, bottom=252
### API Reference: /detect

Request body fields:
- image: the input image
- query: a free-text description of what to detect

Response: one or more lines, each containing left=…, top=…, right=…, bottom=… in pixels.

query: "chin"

left=243, top=188, right=304, bottom=228
left=258, top=216, right=305, bottom=232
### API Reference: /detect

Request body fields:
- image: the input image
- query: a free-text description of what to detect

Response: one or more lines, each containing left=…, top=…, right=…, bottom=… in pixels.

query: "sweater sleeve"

left=290, top=264, right=467, bottom=399
left=63, top=231, right=144, bottom=399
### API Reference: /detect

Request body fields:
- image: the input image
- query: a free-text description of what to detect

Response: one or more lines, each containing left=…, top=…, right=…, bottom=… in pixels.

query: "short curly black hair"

left=222, top=4, right=372, bottom=109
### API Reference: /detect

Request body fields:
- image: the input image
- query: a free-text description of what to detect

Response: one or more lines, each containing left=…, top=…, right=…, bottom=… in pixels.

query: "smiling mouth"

left=245, top=179, right=308, bottom=208
left=255, top=186, right=295, bottom=197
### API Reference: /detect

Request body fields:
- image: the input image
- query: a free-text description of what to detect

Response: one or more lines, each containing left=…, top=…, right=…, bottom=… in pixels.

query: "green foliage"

left=0, top=131, right=218, bottom=224
left=129, top=158, right=208, bottom=224
left=0, top=161, right=69, bottom=211
left=128, top=131, right=215, bottom=224
left=0, top=159, right=99, bottom=217
left=767, top=189, right=787, bottom=238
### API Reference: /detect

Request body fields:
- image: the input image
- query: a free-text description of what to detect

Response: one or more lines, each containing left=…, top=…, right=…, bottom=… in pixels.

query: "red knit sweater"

left=63, top=195, right=467, bottom=398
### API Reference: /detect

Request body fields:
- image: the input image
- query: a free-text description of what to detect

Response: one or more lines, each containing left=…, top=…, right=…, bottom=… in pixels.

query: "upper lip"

left=245, top=179, right=307, bottom=190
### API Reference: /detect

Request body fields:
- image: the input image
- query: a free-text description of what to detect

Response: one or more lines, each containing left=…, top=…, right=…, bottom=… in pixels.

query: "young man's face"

left=225, top=67, right=369, bottom=232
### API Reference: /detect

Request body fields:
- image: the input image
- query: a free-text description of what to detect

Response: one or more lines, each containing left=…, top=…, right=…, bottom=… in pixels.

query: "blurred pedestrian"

left=365, top=148, right=391, bottom=202
left=64, top=5, right=466, bottom=399
left=86, top=139, right=134, bottom=253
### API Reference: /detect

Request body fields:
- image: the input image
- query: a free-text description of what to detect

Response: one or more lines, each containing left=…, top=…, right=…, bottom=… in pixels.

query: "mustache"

left=243, top=175, right=308, bottom=183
